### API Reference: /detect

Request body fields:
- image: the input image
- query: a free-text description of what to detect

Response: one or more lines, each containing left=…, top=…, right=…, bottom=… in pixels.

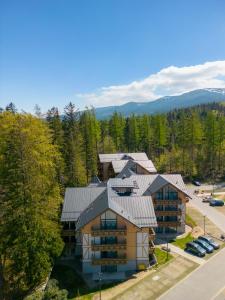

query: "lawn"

left=171, top=233, right=193, bottom=249
left=50, top=264, right=121, bottom=300
left=185, top=213, right=197, bottom=228
left=154, top=247, right=173, bottom=266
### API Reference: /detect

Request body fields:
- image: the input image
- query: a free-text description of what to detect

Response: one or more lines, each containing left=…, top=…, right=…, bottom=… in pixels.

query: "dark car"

left=194, top=239, right=214, bottom=253
left=193, top=180, right=201, bottom=186
left=209, top=200, right=224, bottom=207
left=186, top=242, right=206, bottom=257
left=198, top=236, right=220, bottom=250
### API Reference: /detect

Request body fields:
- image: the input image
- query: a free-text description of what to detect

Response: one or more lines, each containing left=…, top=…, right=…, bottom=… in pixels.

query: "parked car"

left=209, top=200, right=224, bottom=207
left=194, top=239, right=214, bottom=253
left=193, top=180, right=201, bottom=186
left=185, top=242, right=206, bottom=257
left=198, top=236, right=220, bottom=250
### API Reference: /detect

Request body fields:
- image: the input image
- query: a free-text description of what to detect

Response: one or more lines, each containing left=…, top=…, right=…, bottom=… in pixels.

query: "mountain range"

left=94, top=88, right=225, bottom=119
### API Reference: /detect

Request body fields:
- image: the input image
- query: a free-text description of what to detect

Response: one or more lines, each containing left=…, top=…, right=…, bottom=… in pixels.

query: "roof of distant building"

left=98, top=152, right=149, bottom=163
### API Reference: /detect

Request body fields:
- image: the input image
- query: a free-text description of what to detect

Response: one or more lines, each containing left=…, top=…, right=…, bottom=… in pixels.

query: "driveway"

left=158, top=247, right=225, bottom=300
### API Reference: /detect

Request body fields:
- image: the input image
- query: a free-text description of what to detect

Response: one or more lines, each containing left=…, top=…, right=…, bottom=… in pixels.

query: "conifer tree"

left=0, top=112, right=63, bottom=299
left=63, top=102, right=86, bottom=186
left=80, top=108, right=100, bottom=181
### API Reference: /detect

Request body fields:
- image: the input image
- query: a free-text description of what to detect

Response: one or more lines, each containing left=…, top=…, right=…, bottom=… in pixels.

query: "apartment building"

left=98, top=152, right=157, bottom=181
left=61, top=173, right=191, bottom=277
left=61, top=178, right=157, bottom=276
left=61, top=152, right=192, bottom=278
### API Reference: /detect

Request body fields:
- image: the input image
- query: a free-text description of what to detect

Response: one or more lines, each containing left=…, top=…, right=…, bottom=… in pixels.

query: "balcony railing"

left=153, top=199, right=182, bottom=205
left=91, top=225, right=127, bottom=236
left=62, top=229, right=76, bottom=236
left=155, top=209, right=182, bottom=216
left=157, top=221, right=181, bottom=227
left=91, top=241, right=126, bottom=251
left=92, top=255, right=127, bottom=265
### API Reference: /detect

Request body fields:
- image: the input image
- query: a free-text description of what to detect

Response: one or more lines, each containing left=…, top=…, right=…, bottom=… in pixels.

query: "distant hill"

left=95, top=88, right=225, bottom=119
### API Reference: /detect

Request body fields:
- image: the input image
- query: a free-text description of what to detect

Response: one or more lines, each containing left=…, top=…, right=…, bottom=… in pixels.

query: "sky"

left=1, top=0, right=225, bottom=113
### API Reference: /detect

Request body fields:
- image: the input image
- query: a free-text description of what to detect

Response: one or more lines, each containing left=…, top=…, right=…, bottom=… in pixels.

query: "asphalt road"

left=158, top=247, right=225, bottom=300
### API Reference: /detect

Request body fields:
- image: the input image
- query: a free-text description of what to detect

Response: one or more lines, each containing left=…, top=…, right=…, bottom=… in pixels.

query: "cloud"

left=76, top=61, right=225, bottom=107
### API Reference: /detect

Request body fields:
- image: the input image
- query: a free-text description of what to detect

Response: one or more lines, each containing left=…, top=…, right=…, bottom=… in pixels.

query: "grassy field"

left=171, top=233, right=193, bottom=249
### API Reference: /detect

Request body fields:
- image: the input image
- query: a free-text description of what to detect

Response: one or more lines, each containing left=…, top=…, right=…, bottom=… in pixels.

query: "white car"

left=202, top=196, right=212, bottom=203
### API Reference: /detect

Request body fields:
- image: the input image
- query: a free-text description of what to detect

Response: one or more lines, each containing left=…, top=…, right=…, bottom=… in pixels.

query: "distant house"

left=98, top=152, right=157, bottom=181
left=61, top=169, right=191, bottom=278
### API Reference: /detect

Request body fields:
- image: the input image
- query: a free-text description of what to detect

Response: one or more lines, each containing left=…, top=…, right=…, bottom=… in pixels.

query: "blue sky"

left=1, top=0, right=225, bottom=112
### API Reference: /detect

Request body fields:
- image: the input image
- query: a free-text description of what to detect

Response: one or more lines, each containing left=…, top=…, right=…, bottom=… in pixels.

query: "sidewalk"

left=160, top=243, right=205, bottom=265
left=94, top=256, right=197, bottom=300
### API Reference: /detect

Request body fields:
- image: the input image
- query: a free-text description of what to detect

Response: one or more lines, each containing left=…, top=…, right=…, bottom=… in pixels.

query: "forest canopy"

left=0, top=101, right=224, bottom=299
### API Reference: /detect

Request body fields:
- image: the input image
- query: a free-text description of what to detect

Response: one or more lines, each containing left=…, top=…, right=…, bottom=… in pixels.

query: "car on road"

left=185, top=242, right=206, bottom=257
left=202, top=196, right=212, bottom=203
left=198, top=236, right=220, bottom=250
left=193, top=180, right=201, bottom=186
left=209, top=200, right=224, bottom=207
left=194, top=239, right=214, bottom=253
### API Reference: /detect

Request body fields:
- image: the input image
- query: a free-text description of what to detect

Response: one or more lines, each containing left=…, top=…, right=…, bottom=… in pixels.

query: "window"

left=156, top=189, right=163, bottom=200
left=101, top=210, right=117, bottom=229
left=165, top=227, right=177, bottom=233
left=165, top=216, right=178, bottom=222
left=113, top=187, right=133, bottom=196
left=101, top=219, right=117, bottom=229
left=155, top=205, right=164, bottom=211
left=70, top=222, right=76, bottom=229
left=165, top=206, right=177, bottom=211
left=101, top=251, right=117, bottom=258
left=156, top=216, right=163, bottom=222
left=165, top=186, right=178, bottom=200
left=155, top=227, right=164, bottom=233
left=63, top=222, right=69, bottom=230
left=101, top=265, right=117, bottom=273
left=101, top=236, right=117, bottom=244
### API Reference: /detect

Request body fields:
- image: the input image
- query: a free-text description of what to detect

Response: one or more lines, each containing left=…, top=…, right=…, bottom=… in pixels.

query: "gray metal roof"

left=76, top=190, right=157, bottom=230
left=99, top=152, right=149, bottom=163
left=61, top=187, right=106, bottom=222
left=146, top=174, right=192, bottom=197
left=112, top=196, right=157, bottom=227
left=61, top=173, right=191, bottom=229
left=112, top=159, right=157, bottom=174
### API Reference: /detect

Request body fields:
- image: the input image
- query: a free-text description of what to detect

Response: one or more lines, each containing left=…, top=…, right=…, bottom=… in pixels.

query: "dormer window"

left=122, top=154, right=132, bottom=160
left=113, top=187, right=133, bottom=196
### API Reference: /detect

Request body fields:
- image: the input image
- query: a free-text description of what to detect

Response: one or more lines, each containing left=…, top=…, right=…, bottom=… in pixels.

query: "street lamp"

left=203, top=215, right=206, bottom=235
left=98, top=272, right=102, bottom=300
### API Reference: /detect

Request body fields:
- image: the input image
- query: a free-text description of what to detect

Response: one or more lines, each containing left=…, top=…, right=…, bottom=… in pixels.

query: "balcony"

left=153, top=199, right=182, bottom=206
left=155, top=209, right=182, bottom=217
left=157, top=221, right=181, bottom=227
left=91, top=241, right=126, bottom=251
left=149, top=240, right=155, bottom=254
left=92, top=255, right=127, bottom=265
left=62, top=229, right=76, bottom=237
left=91, top=225, right=127, bottom=237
